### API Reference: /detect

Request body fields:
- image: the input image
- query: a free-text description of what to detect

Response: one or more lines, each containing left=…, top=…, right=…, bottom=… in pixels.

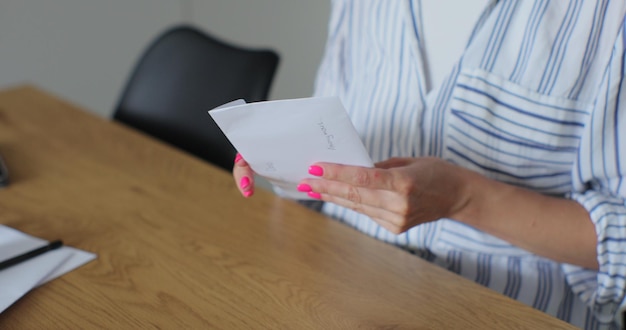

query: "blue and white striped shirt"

left=312, top=1, right=626, bottom=328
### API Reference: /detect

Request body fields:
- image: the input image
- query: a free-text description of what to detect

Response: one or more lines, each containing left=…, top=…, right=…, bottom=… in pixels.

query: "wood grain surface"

left=0, top=86, right=576, bottom=329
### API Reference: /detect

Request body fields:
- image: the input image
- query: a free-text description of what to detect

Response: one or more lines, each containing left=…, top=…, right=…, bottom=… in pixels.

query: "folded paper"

left=209, top=97, right=374, bottom=199
left=0, top=225, right=96, bottom=313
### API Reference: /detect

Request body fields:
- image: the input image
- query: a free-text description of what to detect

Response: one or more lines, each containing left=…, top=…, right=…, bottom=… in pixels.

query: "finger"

left=319, top=194, right=407, bottom=234
left=310, top=162, right=396, bottom=190
left=234, top=152, right=248, bottom=167
left=375, top=157, right=413, bottom=169
left=301, top=178, right=407, bottom=214
left=233, top=154, right=255, bottom=197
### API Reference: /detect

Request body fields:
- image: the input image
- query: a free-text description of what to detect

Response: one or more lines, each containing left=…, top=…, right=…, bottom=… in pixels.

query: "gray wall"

left=0, top=0, right=330, bottom=117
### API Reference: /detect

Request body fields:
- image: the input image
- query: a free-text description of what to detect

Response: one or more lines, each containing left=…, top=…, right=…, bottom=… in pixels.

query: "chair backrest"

left=114, top=25, right=279, bottom=171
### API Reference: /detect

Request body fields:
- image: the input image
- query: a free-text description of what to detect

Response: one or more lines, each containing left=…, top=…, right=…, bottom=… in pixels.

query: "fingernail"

left=297, top=183, right=312, bottom=192
left=309, top=165, right=323, bottom=177
left=308, top=191, right=321, bottom=199
left=243, top=190, right=254, bottom=198
left=240, top=176, right=251, bottom=189
left=234, top=153, right=243, bottom=163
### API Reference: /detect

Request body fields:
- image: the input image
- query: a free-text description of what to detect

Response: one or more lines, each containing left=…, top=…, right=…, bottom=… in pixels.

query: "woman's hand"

left=233, top=153, right=255, bottom=197
left=298, top=156, right=598, bottom=269
left=297, top=157, right=473, bottom=234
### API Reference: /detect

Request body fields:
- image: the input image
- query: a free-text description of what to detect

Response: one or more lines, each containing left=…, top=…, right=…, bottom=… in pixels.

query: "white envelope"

left=209, top=97, right=373, bottom=199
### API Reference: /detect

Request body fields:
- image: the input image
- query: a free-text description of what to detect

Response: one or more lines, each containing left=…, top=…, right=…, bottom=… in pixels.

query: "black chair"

left=113, top=25, right=279, bottom=171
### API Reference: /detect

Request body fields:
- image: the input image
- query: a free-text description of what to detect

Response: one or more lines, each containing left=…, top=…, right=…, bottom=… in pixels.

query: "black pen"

left=0, top=240, right=63, bottom=271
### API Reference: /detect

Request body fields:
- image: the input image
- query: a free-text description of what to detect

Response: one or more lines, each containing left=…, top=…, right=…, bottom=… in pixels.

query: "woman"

left=234, top=1, right=626, bottom=328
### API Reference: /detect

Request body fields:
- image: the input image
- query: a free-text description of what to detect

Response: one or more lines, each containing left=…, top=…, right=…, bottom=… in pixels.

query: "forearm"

left=453, top=168, right=599, bottom=270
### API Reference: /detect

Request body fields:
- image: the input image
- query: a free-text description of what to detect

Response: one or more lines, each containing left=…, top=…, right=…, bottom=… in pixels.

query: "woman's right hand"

left=233, top=153, right=255, bottom=197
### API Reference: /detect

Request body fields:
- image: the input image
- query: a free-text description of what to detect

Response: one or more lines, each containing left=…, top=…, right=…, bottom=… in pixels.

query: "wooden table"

left=0, top=86, right=575, bottom=329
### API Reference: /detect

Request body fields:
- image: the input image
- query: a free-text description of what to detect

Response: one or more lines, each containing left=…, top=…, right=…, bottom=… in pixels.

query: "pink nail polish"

left=308, top=191, right=321, bottom=199
left=297, top=183, right=312, bottom=192
left=234, top=153, right=243, bottom=163
left=309, top=165, right=323, bottom=177
left=243, top=190, right=254, bottom=198
left=240, top=176, right=250, bottom=189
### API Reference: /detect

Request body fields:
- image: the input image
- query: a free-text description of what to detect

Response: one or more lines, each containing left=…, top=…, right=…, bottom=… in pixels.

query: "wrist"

left=449, top=167, right=524, bottom=236
left=448, top=166, right=490, bottom=228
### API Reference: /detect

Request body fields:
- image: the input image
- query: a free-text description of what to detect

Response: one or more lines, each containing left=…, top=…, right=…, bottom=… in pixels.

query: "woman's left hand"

left=298, top=157, right=473, bottom=234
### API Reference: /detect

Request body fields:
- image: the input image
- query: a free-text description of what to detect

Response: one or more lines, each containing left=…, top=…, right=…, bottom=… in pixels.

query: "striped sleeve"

left=563, top=18, right=626, bottom=325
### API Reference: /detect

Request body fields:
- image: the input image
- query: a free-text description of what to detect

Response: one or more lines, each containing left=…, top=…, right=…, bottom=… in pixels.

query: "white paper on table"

left=0, top=225, right=97, bottom=313
left=209, top=97, right=374, bottom=199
